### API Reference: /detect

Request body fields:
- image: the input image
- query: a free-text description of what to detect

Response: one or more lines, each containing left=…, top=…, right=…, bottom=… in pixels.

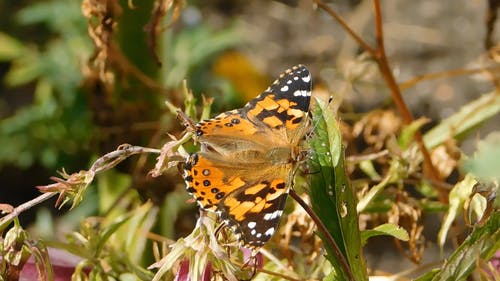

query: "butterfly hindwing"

left=220, top=179, right=289, bottom=248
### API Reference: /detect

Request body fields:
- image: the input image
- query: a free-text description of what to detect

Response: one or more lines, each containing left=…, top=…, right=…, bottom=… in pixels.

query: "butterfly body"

left=183, top=65, right=312, bottom=248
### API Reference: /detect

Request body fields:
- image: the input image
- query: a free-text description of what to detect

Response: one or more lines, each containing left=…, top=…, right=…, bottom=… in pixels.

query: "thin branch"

left=34, top=145, right=163, bottom=209
left=109, top=43, right=164, bottom=92
left=371, top=0, right=443, bottom=201
left=0, top=192, right=57, bottom=228
left=289, top=189, right=354, bottom=281
left=346, top=149, right=389, bottom=163
left=312, top=0, right=376, bottom=56
left=399, top=63, right=500, bottom=90
left=89, top=145, right=161, bottom=173
left=372, top=0, right=412, bottom=124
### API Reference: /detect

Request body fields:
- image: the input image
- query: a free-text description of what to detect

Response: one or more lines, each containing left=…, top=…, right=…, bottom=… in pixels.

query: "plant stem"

left=289, top=189, right=354, bottom=281
left=0, top=192, right=57, bottom=229
left=312, top=0, right=376, bottom=56
left=372, top=0, right=445, bottom=201
left=399, top=63, right=500, bottom=90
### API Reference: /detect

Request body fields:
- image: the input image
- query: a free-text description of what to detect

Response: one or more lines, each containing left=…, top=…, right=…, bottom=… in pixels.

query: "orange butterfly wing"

left=183, top=65, right=312, bottom=248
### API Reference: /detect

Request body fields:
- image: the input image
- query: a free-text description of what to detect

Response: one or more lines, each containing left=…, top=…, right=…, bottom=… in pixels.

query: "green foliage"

left=423, top=92, right=500, bottom=149
left=162, top=25, right=242, bottom=88
left=308, top=98, right=367, bottom=281
left=360, top=223, right=409, bottom=246
left=0, top=0, right=92, bottom=169
left=48, top=203, right=156, bottom=281
left=0, top=220, right=53, bottom=280
left=0, top=33, right=24, bottom=60
left=462, top=132, right=500, bottom=181
left=416, top=211, right=500, bottom=281
left=437, top=174, right=477, bottom=250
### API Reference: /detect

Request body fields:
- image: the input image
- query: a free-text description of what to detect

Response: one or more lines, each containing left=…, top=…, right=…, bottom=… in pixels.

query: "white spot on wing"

left=251, top=229, right=256, bottom=235
left=265, top=227, right=275, bottom=236
left=281, top=85, right=289, bottom=92
left=256, top=233, right=262, bottom=238
left=293, top=76, right=299, bottom=81
left=248, top=221, right=256, bottom=229
left=263, top=210, right=283, bottom=221
left=287, top=80, right=292, bottom=84
left=293, top=90, right=310, bottom=97
left=301, top=74, right=311, bottom=83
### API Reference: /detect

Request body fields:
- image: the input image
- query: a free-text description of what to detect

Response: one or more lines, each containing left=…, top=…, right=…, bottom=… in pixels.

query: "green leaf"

left=160, top=191, right=190, bottom=240
left=358, top=160, right=381, bottom=181
left=425, top=211, right=500, bottom=281
left=120, top=202, right=156, bottom=263
left=0, top=32, right=24, bottom=60
left=97, top=170, right=132, bottom=213
left=398, top=117, right=429, bottom=149
left=462, top=132, right=500, bottom=181
left=163, top=25, right=242, bottom=87
left=423, top=92, right=500, bottom=149
left=437, top=174, right=477, bottom=250
left=4, top=50, right=42, bottom=86
left=309, top=98, right=367, bottom=281
left=414, top=269, right=440, bottom=281
left=95, top=215, right=132, bottom=256
left=360, top=223, right=409, bottom=246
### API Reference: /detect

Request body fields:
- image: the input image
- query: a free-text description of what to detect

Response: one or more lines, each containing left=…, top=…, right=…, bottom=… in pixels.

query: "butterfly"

left=183, top=65, right=312, bottom=249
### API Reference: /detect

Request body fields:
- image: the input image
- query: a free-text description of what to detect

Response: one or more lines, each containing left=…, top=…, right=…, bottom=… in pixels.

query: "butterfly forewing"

left=243, top=65, right=311, bottom=132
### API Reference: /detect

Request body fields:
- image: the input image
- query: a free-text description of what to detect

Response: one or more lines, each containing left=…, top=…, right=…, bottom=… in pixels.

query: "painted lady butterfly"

left=183, top=65, right=312, bottom=249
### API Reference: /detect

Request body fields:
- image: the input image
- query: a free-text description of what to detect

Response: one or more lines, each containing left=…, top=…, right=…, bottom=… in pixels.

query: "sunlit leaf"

left=437, top=174, right=477, bottom=250
left=398, top=117, right=429, bottom=149
left=0, top=32, right=24, bottom=60
left=360, top=223, right=409, bottom=246
left=423, top=92, right=500, bottom=149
